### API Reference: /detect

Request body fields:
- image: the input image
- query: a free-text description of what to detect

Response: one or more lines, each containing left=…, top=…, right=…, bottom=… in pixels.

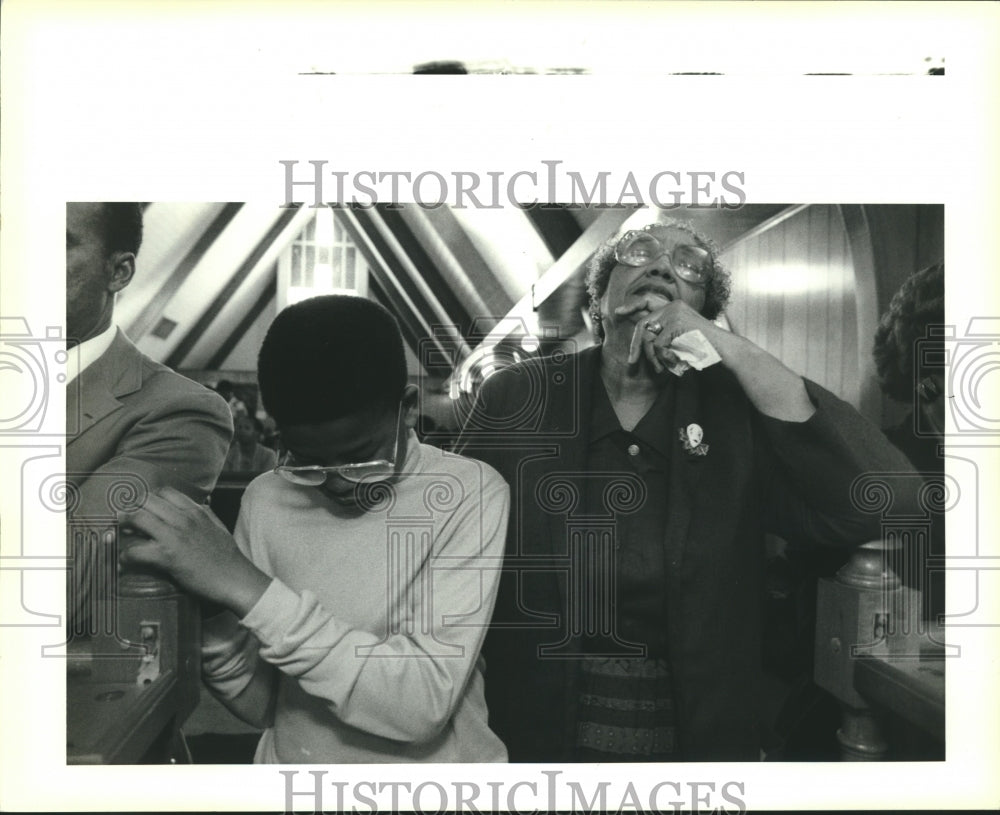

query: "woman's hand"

left=615, top=296, right=726, bottom=374
left=118, top=486, right=272, bottom=617
left=614, top=294, right=815, bottom=421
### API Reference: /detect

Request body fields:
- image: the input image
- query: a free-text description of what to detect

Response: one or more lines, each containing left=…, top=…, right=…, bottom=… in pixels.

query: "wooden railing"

left=67, top=548, right=200, bottom=764
left=814, top=540, right=946, bottom=760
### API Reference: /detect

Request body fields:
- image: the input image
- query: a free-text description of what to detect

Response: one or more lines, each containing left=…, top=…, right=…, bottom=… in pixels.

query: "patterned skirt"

left=574, top=656, right=677, bottom=761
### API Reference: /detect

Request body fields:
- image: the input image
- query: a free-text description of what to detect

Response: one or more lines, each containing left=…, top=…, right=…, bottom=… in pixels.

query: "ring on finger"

left=644, top=320, right=663, bottom=335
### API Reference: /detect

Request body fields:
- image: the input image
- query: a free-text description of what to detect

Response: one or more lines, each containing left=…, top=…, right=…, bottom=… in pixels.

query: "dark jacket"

left=457, top=345, right=919, bottom=761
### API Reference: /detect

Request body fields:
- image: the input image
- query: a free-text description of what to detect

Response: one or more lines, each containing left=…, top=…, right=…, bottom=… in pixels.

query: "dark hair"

left=584, top=219, right=732, bottom=342
left=873, top=262, right=945, bottom=402
left=99, top=203, right=144, bottom=256
left=258, top=295, right=407, bottom=426
left=234, top=412, right=263, bottom=432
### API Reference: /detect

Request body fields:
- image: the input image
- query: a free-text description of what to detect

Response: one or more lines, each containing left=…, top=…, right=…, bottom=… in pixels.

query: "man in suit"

left=65, top=202, right=232, bottom=635
left=457, top=214, right=920, bottom=762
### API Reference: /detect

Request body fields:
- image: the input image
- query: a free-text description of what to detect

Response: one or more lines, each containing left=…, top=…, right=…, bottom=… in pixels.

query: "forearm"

left=201, top=609, right=276, bottom=729
left=217, top=560, right=274, bottom=618
left=760, top=378, right=922, bottom=543
left=117, top=489, right=274, bottom=616
left=206, top=664, right=277, bottom=730
left=243, top=579, right=479, bottom=743
left=713, top=330, right=815, bottom=422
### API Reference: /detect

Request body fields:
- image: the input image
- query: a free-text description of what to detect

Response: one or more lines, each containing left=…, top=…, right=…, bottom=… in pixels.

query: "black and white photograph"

left=1, top=2, right=997, bottom=813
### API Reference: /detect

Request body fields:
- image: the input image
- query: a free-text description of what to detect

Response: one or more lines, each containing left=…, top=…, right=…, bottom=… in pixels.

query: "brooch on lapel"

left=679, top=423, right=709, bottom=457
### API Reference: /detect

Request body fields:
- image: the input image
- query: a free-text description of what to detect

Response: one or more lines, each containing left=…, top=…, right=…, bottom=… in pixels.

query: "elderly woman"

left=458, top=214, right=919, bottom=762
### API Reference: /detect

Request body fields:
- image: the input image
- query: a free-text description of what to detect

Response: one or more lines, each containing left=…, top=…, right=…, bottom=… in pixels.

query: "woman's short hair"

left=873, top=262, right=945, bottom=402
left=584, top=219, right=732, bottom=342
left=258, top=295, right=407, bottom=426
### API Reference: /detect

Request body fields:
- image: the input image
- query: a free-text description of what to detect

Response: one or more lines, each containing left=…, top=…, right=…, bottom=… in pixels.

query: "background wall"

left=723, top=204, right=944, bottom=426
left=724, top=204, right=860, bottom=407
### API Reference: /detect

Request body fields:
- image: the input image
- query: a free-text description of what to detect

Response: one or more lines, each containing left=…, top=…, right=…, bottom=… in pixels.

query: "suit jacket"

left=66, top=329, right=233, bottom=627
left=457, top=345, right=919, bottom=762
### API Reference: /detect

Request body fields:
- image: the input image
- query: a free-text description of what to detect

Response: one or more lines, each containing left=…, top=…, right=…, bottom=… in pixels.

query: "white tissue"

left=666, top=329, right=722, bottom=376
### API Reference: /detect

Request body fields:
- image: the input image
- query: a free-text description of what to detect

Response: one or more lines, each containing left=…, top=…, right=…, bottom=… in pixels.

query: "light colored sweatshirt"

left=201, top=433, right=509, bottom=763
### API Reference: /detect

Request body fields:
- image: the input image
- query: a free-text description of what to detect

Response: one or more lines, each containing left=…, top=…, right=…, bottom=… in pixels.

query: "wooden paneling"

left=865, top=205, right=944, bottom=310
left=722, top=205, right=859, bottom=406
left=859, top=205, right=945, bottom=425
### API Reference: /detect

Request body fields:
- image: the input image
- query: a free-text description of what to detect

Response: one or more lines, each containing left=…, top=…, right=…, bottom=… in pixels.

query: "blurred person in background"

left=224, top=414, right=278, bottom=474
